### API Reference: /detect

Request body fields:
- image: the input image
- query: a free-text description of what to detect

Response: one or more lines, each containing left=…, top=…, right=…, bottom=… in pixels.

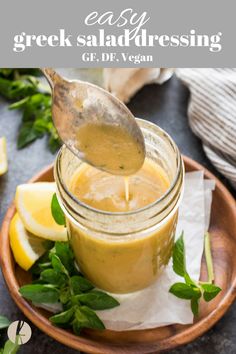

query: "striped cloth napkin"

left=103, top=68, right=236, bottom=188
left=176, top=68, right=236, bottom=189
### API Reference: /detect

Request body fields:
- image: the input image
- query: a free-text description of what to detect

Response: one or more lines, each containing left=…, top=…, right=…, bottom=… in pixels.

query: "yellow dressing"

left=68, top=159, right=177, bottom=293
left=76, top=122, right=145, bottom=176
left=70, top=159, right=169, bottom=212
left=68, top=214, right=177, bottom=293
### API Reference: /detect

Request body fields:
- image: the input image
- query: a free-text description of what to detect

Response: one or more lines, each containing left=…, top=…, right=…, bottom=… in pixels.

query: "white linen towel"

left=103, top=68, right=174, bottom=103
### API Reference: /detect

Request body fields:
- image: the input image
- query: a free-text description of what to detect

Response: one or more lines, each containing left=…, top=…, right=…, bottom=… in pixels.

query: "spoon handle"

left=41, top=68, right=63, bottom=89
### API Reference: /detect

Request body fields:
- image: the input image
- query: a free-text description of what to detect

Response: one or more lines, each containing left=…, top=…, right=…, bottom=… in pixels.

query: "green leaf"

left=184, top=272, right=197, bottom=287
left=191, top=297, right=199, bottom=316
left=173, top=232, right=186, bottom=277
left=72, top=320, right=82, bottom=335
left=30, top=92, right=50, bottom=106
left=34, top=119, right=50, bottom=134
left=40, top=269, right=67, bottom=288
left=73, top=306, right=105, bottom=332
left=21, top=94, right=51, bottom=122
left=0, top=69, right=61, bottom=154
left=51, top=194, right=66, bottom=226
left=51, top=254, right=69, bottom=277
left=17, top=121, right=42, bottom=149
left=77, top=290, right=119, bottom=310
left=55, top=242, right=75, bottom=275
left=9, top=96, right=29, bottom=110
left=50, top=307, right=75, bottom=325
left=49, top=134, right=61, bottom=153
left=19, top=284, right=59, bottom=303
left=169, top=282, right=201, bottom=300
left=0, top=316, right=10, bottom=329
left=30, top=250, right=52, bottom=275
left=30, top=261, right=51, bottom=276
left=201, top=284, right=221, bottom=302
left=70, top=276, right=94, bottom=294
left=0, top=76, right=38, bottom=100
left=2, top=339, right=19, bottom=354
left=59, top=287, right=71, bottom=305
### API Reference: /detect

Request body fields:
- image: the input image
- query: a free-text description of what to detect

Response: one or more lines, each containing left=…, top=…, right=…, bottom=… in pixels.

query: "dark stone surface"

left=0, top=72, right=235, bottom=353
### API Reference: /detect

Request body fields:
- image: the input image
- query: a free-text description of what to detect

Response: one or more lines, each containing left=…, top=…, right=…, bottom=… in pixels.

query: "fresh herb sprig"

left=19, top=194, right=119, bottom=335
left=0, top=68, right=60, bottom=152
left=0, top=340, right=19, bottom=354
left=51, top=193, right=66, bottom=226
left=0, top=316, right=10, bottom=331
left=169, top=232, right=221, bottom=316
left=0, top=315, right=19, bottom=354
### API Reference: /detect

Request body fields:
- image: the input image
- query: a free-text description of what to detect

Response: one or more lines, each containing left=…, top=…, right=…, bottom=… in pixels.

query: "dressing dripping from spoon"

left=42, top=68, right=146, bottom=180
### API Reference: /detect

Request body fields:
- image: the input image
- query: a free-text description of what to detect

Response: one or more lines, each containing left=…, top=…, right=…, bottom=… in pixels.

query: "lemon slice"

left=15, top=182, right=67, bottom=241
left=10, top=213, right=46, bottom=270
left=0, top=137, right=8, bottom=176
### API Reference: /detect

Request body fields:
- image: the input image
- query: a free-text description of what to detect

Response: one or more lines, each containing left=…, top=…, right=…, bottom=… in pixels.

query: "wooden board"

left=0, top=156, right=236, bottom=354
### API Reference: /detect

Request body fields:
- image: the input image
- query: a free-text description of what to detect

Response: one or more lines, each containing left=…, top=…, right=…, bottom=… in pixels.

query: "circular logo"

left=7, top=321, right=32, bottom=345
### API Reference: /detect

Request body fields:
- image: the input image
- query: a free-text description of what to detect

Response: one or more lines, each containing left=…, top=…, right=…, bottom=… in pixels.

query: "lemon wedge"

left=15, top=182, right=67, bottom=241
left=0, top=137, right=8, bottom=176
left=10, top=213, right=46, bottom=270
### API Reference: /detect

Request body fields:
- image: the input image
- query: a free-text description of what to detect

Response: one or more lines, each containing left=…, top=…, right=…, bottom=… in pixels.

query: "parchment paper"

left=98, top=171, right=215, bottom=330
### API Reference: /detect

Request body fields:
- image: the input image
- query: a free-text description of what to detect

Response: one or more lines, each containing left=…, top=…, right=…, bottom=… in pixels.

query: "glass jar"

left=54, top=119, right=184, bottom=294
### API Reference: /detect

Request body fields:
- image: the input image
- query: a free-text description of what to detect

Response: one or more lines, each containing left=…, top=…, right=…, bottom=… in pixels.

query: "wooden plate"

left=0, top=156, right=236, bottom=354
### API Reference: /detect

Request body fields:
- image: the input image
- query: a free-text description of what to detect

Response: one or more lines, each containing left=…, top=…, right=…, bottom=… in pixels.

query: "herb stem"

left=170, top=232, right=221, bottom=316
left=204, top=232, right=214, bottom=284
left=199, top=281, right=211, bottom=285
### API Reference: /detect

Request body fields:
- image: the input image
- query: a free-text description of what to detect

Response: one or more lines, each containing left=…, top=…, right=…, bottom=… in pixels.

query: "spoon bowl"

left=42, top=68, right=145, bottom=175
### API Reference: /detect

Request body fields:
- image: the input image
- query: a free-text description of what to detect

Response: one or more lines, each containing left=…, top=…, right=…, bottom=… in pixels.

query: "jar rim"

left=55, top=118, right=183, bottom=216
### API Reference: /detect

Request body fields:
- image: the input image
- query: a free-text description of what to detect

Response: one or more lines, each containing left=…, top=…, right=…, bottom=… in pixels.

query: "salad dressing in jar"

left=55, top=119, right=184, bottom=293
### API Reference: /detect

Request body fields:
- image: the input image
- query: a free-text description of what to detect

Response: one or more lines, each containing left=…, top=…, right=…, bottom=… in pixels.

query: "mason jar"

left=54, top=119, right=184, bottom=294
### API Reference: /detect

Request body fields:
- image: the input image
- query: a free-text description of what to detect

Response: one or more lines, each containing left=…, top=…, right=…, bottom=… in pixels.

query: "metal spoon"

left=42, top=68, right=145, bottom=176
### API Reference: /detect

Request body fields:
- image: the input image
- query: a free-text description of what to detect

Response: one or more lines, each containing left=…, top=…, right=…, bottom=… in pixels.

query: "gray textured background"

left=0, top=69, right=235, bottom=353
